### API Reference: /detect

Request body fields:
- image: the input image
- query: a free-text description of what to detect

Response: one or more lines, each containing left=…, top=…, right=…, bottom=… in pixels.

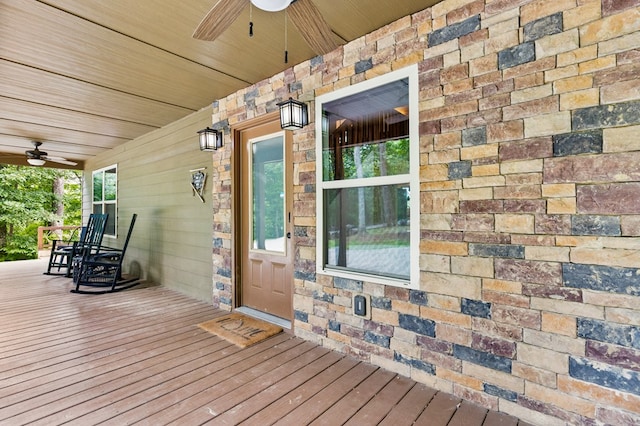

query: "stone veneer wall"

left=208, top=1, right=640, bottom=424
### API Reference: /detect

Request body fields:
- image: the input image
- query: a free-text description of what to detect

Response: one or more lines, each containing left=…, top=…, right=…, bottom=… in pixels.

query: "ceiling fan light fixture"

left=250, top=0, right=292, bottom=12
left=27, top=158, right=46, bottom=166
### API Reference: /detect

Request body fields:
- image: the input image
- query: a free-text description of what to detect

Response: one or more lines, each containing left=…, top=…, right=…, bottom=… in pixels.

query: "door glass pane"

left=251, top=135, right=285, bottom=253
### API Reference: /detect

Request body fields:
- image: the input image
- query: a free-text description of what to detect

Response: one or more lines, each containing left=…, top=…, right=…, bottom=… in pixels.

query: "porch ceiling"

left=0, top=0, right=438, bottom=169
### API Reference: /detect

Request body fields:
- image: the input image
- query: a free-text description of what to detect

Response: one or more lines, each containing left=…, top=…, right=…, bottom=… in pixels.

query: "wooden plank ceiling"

left=0, top=0, right=438, bottom=169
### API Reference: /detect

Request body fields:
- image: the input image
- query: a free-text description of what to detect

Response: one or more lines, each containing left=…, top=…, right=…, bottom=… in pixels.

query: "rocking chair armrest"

left=81, top=247, right=124, bottom=263
left=84, top=255, right=121, bottom=265
left=89, top=245, right=122, bottom=257
left=72, top=243, right=104, bottom=260
left=93, top=248, right=123, bottom=259
left=50, top=239, right=66, bottom=251
left=94, top=244, right=119, bottom=252
left=49, top=226, right=83, bottom=249
left=65, top=226, right=82, bottom=243
left=50, top=240, right=78, bottom=254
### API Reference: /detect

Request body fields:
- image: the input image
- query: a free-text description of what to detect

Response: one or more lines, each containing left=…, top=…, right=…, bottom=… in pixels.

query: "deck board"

left=10, top=335, right=223, bottom=424
left=344, top=374, right=416, bottom=425
left=309, top=368, right=398, bottom=425
left=448, top=400, right=489, bottom=426
left=0, top=309, right=213, bottom=391
left=412, top=388, right=462, bottom=425
left=275, top=362, right=378, bottom=424
left=116, top=334, right=294, bottom=425
left=200, top=348, right=340, bottom=425
left=483, top=410, right=520, bottom=425
left=0, top=327, right=215, bottom=410
left=167, top=342, right=324, bottom=425
left=238, top=356, right=360, bottom=425
left=0, top=259, right=525, bottom=425
left=209, top=351, right=343, bottom=424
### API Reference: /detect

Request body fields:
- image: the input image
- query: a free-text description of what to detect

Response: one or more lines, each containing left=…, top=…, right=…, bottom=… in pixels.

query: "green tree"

left=0, top=165, right=81, bottom=261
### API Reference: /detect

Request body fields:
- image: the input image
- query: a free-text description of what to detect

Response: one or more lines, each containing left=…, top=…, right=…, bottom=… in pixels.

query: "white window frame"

left=315, top=65, right=420, bottom=289
left=92, top=164, right=117, bottom=237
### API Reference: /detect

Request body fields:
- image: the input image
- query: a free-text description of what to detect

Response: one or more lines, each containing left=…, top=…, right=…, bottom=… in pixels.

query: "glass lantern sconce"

left=198, top=127, right=223, bottom=151
left=278, top=98, right=309, bottom=130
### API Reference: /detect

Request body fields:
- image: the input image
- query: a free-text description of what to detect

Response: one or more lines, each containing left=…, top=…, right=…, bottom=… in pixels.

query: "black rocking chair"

left=44, top=213, right=109, bottom=277
left=71, top=214, right=139, bottom=294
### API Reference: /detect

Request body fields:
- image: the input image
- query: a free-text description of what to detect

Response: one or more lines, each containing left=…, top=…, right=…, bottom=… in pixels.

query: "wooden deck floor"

left=0, top=258, right=530, bottom=425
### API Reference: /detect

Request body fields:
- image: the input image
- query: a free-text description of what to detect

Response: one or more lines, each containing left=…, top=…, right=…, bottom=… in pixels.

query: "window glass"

left=322, top=78, right=410, bottom=181
left=92, top=172, right=102, bottom=202
left=104, top=203, right=116, bottom=235
left=104, top=168, right=117, bottom=201
left=92, top=165, right=117, bottom=237
left=324, top=184, right=410, bottom=279
left=316, top=66, right=418, bottom=288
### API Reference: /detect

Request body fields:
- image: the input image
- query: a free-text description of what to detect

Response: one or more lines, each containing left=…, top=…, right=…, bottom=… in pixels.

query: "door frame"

left=231, top=112, right=294, bottom=325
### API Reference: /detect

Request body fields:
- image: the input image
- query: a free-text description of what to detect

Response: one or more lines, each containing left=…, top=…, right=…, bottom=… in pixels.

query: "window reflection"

left=322, top=78, right=409, bottom=181
left=324, top=185, right=410, bottom=279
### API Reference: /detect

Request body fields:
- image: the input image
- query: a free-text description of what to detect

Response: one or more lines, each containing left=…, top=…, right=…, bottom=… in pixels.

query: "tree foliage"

left=0, top=165, right=81, bottom=261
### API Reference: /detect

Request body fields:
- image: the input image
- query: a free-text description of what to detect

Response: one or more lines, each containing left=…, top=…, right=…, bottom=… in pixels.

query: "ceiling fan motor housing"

left=250, top=0, right=292, bottom=12
left=27, top=142, right=46, bottom=158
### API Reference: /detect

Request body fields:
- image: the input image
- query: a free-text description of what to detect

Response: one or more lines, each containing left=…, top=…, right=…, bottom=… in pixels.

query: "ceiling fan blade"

left=26, top=150, right=46, bottom=158
left=43, top=156, right=77, bottom=166
left=288, top=0, right=338, bottom=55
left=193, top=0, right=248, bottom=41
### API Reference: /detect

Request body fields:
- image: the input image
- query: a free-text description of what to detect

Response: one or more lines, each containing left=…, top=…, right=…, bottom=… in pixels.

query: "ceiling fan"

left=26, top=142, right=77, bottom=167
left=193, top=0, right=338, bottom=56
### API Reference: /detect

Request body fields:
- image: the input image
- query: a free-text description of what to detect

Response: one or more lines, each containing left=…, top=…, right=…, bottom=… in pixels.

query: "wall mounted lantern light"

left=198, top=127, right=223, bottom=151
left=278, top=97, right=309, bottom=130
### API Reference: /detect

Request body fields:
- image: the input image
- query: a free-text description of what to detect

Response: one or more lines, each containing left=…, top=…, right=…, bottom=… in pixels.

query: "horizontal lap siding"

left=84, top=107, right=214, bottom=302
